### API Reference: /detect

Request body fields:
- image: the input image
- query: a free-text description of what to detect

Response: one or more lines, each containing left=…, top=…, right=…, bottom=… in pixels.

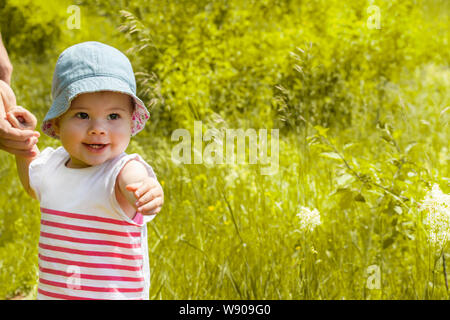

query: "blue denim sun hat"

left=42, top=41, right=150, bottom=138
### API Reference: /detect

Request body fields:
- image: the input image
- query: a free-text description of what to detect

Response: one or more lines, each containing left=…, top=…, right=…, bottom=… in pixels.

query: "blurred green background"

left=0, top=0, right=448, bottom=299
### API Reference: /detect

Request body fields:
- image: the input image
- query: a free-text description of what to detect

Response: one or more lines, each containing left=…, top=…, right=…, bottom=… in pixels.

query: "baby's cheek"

left=112, top=129, right=132, bottom=151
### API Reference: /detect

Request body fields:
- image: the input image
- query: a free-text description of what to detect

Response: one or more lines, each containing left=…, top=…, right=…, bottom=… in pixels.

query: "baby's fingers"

left=126, top=182, right=142, bottom=194
left=137, top=197, right=162, bottom=215
left=135, top=188, right=156, bottom=207
left=134, top=181, right=152, bottom=198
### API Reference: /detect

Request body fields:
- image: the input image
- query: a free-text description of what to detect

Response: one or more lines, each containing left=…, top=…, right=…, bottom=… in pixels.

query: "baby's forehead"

left=69, top=91, right=135, bottom=111
left=68, top=103, right=132, bottom=112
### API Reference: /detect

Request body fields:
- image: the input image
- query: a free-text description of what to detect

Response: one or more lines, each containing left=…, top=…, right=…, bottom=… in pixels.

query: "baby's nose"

left=88, top=123, right=106, bottom=135
left=88, top=128, right=106, bottom=135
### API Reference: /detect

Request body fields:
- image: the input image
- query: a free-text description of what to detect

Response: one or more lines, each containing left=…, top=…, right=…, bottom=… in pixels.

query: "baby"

left=5, top=42, right=164, bottom=300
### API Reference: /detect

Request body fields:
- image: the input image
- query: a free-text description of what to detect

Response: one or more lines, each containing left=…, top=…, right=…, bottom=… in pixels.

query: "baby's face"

left=52, top=91, right=134, bottom=168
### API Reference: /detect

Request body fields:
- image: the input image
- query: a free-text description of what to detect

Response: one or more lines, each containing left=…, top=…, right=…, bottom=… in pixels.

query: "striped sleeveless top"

left=29, top=146, right=157, bottom=300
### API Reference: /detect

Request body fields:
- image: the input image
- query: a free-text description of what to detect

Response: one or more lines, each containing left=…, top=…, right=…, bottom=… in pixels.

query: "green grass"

left=0, top=0, right=449, bottom=299
left=1, top=65, right=449, bottom=299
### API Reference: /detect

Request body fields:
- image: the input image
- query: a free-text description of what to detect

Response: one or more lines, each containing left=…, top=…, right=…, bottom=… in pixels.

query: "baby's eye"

left=108, top=113, right=121, bottom=120
left=75, top=112, right=89, bottom=119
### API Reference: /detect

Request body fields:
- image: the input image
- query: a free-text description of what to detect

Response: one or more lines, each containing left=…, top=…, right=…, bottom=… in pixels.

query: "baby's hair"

left=129, top=96, right=136, bottom=113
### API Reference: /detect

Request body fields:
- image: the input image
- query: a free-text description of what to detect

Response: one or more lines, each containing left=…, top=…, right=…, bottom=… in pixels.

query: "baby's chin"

left=68, top=153, right=122, bottom=168
left=64, top=142, right=129, bottom=168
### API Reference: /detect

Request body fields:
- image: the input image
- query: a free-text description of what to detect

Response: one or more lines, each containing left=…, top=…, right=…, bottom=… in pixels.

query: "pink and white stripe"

left=37, top=207, right=146, bottom=300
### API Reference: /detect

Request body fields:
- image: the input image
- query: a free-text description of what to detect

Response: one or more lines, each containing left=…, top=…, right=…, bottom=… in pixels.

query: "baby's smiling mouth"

left=83, top=143, right=110, bottom=150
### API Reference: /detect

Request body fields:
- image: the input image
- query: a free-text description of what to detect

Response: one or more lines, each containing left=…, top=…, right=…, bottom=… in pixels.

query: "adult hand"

left=0, top=60, right=12, bottom=85
left=0, top=80, right=40, bottom=157
left=0, top=34, right=12, bottom=85
left=6, top=106, right=38, bottom=131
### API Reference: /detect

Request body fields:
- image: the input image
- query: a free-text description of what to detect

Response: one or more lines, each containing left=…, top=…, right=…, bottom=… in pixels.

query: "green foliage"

left=84, top=0, right=305, bottom=133
left=275, top=0, right=449, bottom=130
left=0, top=152, right=39, bottom=299
left=84, top=0, right=449, bottom=133
left=0, top=0, right=65, bottom=57
left=0, top=0, right=449, bottom=299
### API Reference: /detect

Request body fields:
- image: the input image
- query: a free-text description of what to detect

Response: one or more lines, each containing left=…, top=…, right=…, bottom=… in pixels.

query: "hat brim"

left=42, top=76, right=150, bottom=138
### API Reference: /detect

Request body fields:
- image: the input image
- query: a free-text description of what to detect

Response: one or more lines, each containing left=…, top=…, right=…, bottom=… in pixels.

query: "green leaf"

left=314, top=125, right=329, bottom=138
left=343, top=143, right=358, bottom=150
left=338, top=189, right=355, bottom=210
left=336, top=173, right=355, bottom=187
left=405, top=142, right=417, bottom=154
left=320, top=152, right=342, bottom=160
left=383, top=236, right=395, bottom=249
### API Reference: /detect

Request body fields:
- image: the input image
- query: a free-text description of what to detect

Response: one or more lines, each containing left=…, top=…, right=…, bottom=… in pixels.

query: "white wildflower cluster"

left=296, top=206, right=321, bottom=233
left=419, top=184, right=450, bottom=248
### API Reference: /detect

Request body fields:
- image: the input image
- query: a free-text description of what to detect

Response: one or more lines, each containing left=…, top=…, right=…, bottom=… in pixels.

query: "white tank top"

left=29, top=146, right=157, bottom=300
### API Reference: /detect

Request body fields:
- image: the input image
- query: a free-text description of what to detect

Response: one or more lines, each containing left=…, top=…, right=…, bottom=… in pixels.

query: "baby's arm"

left=116, top=160, right=164, bottom=217
left=6, top=106, right=40, bottom=199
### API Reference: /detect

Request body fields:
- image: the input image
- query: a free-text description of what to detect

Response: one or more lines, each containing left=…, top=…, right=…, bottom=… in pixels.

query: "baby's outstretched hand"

left=126, top=177, right=164, bottom=215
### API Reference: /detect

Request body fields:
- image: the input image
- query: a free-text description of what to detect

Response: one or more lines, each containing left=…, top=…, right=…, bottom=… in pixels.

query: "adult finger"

left=0, top=89, right=5, bottom=119
left=6, top=111, right=21, bottom=128
left=0, top=80, right=17, bottom=115
left=0, top=123, right=39, bottom=141
left=8, top=106, right=37, bottom=130
left=0, top=136, right=38, bottom=151
left=0, top=144, right=37, bottom=157
left=7, top=110, right=37, bottom=131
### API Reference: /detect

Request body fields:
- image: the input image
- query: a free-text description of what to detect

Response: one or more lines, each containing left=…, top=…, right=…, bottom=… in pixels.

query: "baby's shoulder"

left=116, top=159, right=149, bottom=184
left=30, top=146, right=65, bottom=169
left=110, top=153, right=155, bottom=175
